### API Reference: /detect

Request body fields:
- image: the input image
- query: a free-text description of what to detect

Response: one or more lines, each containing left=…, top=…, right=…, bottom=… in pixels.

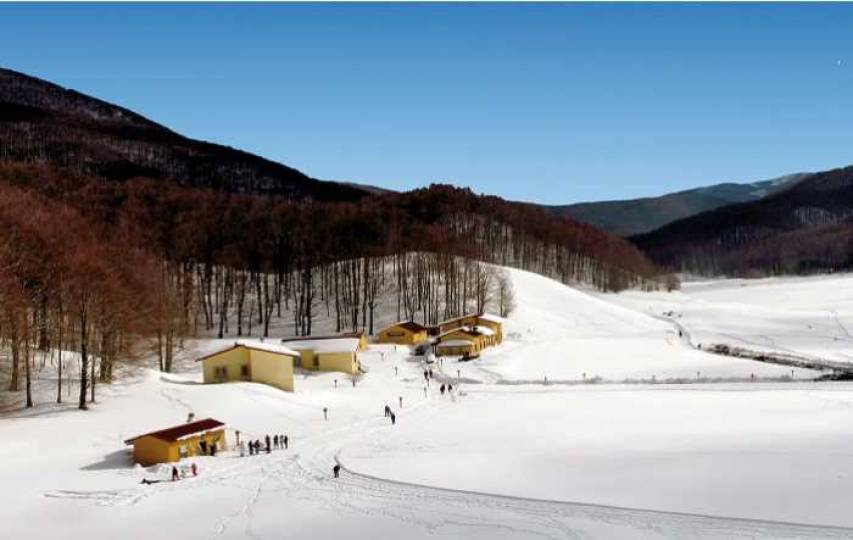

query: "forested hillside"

left=632, top=165, right=853, bottom=275
left=0, top=68, right=366, bottom=200
left=0, top=67, right=671, bottom=410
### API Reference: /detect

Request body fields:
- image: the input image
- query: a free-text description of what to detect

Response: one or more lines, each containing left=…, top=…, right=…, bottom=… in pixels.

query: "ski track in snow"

left=177, top=389, right=852, bottom=540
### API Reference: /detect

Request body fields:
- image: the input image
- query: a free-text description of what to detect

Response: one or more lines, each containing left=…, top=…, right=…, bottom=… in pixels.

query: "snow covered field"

left=608, top=274, right=853, bottom=366
left=2, top=269, right=853, bottom=538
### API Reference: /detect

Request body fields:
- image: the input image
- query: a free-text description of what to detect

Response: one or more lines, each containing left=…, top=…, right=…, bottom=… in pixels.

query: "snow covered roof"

left=124, top=418, right=225, bottom=445
left=473, top=325, right=495, bottom=336
left=283, top=337, right=360, bottom=354
left=196, top=341, right=300, bottom=361
left=477, top=312, right=503, bottom=324
left=437, top=326, right=485, bottom=339
left=436, top=340, right=476, bottom=348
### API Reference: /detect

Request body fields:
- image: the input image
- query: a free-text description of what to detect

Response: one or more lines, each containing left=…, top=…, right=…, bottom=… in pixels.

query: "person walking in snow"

left=171, top=466, right=180, bottom=482
left=283, top=435, right=289, bottom=449
left=265, top=435, right=271, bottom=453
left=394, top=366, right=398, bottom=376
left=199, top=440, right=207, bottom=455
left=440, top=384, right=446, bottom=395
left=191, top=463, right=198, bottom=477
left=323, top=407, right=329, bottom=421
left=333, top=464, right=341, bottom=478
left=240, top=441, right=246, bottom=457
left=384, top=404, right=391, bottom=417
left=448, top=383, right=453, bottom=393
left=210, top=442, right=217, bottom=456
left=273, top=435, right=279, bottom=449
left=423, top=370, right=429, bottom=382
left=398, top=396, right=403, bottom=408
left=390, top=412, right=396, bottom=425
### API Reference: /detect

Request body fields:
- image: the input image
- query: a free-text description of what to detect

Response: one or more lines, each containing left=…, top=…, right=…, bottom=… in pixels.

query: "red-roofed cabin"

left=124, top=418, right=226, bottom=466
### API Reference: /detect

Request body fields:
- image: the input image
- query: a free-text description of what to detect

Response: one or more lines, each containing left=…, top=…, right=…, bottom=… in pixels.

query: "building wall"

left=249, top=350, right=295, bottom=391
left=318, top=351, right=358, bottom=374
left=201, top=346, right=250, bottom=384
left=441, top=330, right=484, bottom=352
left=132, top=436, right=172, bottom=466
left=131, top=429, right=228, bottom=466
left=436, top=344, right=475, bottom=357
left=377, top=326, right=426, bottom=345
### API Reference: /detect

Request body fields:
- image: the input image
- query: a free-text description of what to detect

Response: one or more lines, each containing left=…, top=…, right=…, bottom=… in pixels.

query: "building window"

left=215, top=366, right=227, bottom=381
left=240, top=365, right=250, bottom=378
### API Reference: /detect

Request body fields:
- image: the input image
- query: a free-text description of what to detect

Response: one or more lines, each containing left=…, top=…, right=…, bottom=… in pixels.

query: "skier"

left=394, top=366, right=398, bottom=376
left=274, top=435, right=279, bottom=449
left=171, top=466, right=180, bottom=482
left=390, top=412, right=396, bottom=425
left=448, top=383, right=453, bottom=393
left=283, top=435, right=289, bottom=449
left=423, top=370, right=428, bottom=382
left=323, top=407, right=329, bottom=420
left=440, top=384, right=446, bottom=395
left=333, top=464, right=341, bottom=478
left=398, top=396, right=403, bottom=408
left=384, top=404, right=391, bottom=417
left=265, top=435, right=271, bottom=453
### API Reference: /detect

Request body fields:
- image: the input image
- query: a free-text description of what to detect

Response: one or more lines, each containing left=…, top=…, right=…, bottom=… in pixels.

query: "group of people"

left=383, top=404, right=397, bottom=425
left=170, top=462, right=198, bottom=481
left=240, top=433, right=289, bottom=456
left=439, top=383, right=454, bottom=395
left=198, top=439, right=217, bottom=457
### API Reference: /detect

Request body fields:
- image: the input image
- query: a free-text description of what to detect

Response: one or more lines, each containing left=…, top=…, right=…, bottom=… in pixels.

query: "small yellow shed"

left=124, top=418, right=226, bottom=466
left=376, top=321, right=429, bottom=345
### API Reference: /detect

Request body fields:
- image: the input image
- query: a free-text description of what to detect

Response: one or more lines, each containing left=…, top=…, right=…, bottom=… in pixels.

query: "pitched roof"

left=282, top=337, right=360, bottom=354
left=195, top=341, right=300, bottom=362
left=438, top=312, right=504, bottom=327
left=436, top=339, right=477, bottom=348
left=125, top=418, right=225, bottom=445
left=381, top=320, right=428, bottom=333
left=281, top=331, right=364, bottom=343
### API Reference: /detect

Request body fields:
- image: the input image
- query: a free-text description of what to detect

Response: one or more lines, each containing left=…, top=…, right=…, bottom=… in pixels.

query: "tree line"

left=0, top=162, right=669, bottom=410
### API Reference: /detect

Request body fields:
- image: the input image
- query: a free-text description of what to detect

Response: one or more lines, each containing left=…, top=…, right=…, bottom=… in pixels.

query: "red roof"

left=124, top=418, right=225, bottom=445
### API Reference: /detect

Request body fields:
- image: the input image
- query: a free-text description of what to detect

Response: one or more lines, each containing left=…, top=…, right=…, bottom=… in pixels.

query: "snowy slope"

left=466, top=268, right=819, bottom=383
left=607, top=274, right=853, bottom=365
left=2, top=269, right=852, bottom=539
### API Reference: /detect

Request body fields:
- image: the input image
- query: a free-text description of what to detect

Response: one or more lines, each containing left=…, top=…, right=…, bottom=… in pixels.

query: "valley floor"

left=2, top=269, right=853, bottom=539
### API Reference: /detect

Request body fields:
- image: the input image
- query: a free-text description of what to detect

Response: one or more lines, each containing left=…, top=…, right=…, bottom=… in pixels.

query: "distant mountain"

left=0, top=68, right=367, bottom=201
left=632, top=165, right=853, bottom=275
left=543, top=173, right=810, bottom=236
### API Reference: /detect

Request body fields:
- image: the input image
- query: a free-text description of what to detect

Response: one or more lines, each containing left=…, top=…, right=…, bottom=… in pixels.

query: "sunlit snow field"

left=2, top=269, right=853, bottom=539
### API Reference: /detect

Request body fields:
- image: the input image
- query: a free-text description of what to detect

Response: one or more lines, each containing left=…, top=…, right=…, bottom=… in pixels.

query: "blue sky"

left=3, top=3, right=853, bottom=204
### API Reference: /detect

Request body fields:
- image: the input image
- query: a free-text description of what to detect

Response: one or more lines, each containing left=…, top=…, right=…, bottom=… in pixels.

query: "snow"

left=607, top=273, right=853, bottom=366
left=280, top=337, right=361, bottom=354
left=437, top=339, right=477, bottom=348
left=2, top=268, right=853, bottom=538
left=233, top=340, right=300, bottom=357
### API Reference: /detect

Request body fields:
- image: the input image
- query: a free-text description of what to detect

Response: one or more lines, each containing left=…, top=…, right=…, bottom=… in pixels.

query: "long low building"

left=125, top=418, right=226, bottom=466
left=280, top=337, right=361, bottom=375
left=197, top=341, right=299, bottom=391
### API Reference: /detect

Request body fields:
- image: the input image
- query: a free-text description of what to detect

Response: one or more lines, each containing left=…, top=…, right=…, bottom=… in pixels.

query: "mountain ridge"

left=542, top=172, right=810, bottom=236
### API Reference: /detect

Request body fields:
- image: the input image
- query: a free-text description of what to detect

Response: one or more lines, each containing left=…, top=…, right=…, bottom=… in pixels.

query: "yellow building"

left=197, top=342, right=298, bottom=391
left=376, top=321, right=429, bottom=345
left=436, top=327, right=487, bottom=353
left=435, top=338, right=478, bottom=357
left=438, top=313, right=503, bottom=345
left=124, top=418, right=226, bottom=466
left=281, top=337, right=361, bottom=375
